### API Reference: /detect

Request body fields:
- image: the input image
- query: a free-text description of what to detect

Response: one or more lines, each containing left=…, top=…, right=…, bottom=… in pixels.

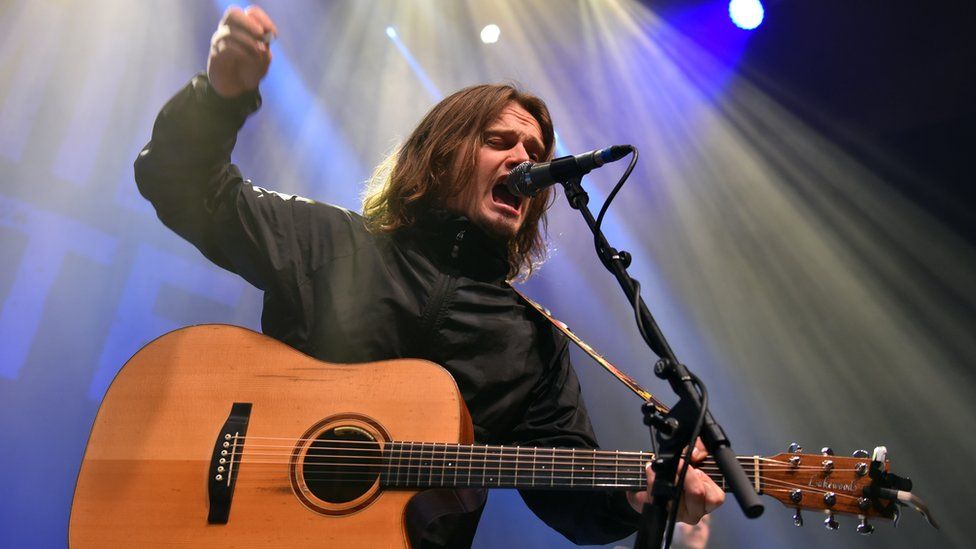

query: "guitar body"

left=70, top=324, right=473, bottom=548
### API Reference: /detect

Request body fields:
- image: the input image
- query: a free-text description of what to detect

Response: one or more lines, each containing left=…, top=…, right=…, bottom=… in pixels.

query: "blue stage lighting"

left=385, top=26, right=397, bottom=39
left=728, top=0, right=764, bottom=30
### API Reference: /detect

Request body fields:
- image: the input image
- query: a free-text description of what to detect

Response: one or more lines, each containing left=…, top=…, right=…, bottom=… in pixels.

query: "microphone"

left=506, top=145, right=631, bottom=197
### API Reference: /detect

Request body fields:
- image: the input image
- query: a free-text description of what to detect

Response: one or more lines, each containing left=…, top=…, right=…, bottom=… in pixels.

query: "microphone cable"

left=585, top=144, right=711, bottom=549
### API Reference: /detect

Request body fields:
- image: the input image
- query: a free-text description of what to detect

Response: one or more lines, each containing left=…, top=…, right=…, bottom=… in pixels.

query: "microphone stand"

left=559, top=177, right=764, bottom=549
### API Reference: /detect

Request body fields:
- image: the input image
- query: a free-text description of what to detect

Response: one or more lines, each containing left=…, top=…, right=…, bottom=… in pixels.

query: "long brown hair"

left=362, top=84, right=556, bottom=279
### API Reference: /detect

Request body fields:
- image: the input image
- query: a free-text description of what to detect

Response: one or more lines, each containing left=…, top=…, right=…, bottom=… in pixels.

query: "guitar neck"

left=379, top=442, right=748, bottom=492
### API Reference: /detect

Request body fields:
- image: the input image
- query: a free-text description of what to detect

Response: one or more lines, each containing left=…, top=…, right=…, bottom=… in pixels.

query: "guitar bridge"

left=207, top=402, right=252, bottom=524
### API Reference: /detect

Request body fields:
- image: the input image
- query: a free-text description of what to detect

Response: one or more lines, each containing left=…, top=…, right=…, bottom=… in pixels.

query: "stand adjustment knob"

left=614, top=250, right=632, bottom=268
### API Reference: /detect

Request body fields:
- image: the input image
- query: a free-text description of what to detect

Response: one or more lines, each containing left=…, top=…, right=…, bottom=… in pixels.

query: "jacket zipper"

left=420, top=229, right=465, bottom=340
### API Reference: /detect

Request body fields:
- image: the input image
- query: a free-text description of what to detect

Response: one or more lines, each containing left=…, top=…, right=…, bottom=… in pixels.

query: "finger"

left=219, top=29, right=266, bottom=59
left=643, top=461, right=655, bottom=484
left=224, top=6, right=266, bottom=41
left=245, top=5, right=278, bottom=38
left=210, top=39, right=251, bottom=67
left=692, top=469, right=709, bottom=519
left=691, top=438, right=707, bottom=463
left=220, top=5, right=244, bottom=25
left=703, top=474, right=726, bottom=513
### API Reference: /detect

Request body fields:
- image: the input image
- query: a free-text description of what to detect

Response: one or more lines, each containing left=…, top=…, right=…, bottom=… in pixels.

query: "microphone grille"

left=506, top=161, right=535, bottom=197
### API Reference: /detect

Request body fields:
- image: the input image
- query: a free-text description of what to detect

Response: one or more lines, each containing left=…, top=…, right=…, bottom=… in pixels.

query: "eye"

left=485, top=135, right=504, bottom=147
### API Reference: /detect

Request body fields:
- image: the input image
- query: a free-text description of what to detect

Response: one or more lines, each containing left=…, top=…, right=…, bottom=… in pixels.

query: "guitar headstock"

left=761, top=444, right=935, bottom=534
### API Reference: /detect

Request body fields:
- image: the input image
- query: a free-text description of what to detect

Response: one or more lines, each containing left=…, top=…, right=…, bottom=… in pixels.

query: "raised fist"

left=207, top=5, right=277, bottom=98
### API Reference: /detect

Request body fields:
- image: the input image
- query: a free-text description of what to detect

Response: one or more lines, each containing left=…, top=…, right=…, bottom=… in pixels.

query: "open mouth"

left=491, top=183, right=522, bottom=214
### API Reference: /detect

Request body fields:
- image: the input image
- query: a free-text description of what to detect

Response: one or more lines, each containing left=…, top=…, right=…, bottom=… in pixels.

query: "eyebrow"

left=485, top=127, right=545, bottom=156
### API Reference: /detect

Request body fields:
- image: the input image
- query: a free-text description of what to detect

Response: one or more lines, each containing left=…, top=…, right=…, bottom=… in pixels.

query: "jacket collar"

left=404, top=210, right=510, bottom=282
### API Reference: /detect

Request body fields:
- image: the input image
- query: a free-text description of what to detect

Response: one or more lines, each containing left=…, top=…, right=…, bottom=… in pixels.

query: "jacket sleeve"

left=134, top=74, right=362, bottom=318
left=510, top=332, right=642, bottom=545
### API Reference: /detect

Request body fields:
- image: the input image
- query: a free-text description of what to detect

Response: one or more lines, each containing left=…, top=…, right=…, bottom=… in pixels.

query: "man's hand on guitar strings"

left=626, top=439, right=725, bottom=524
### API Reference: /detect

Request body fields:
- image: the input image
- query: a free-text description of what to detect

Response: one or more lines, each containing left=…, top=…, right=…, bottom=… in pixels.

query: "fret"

left=590, top=449, right=597, bottom=487
left=550, top=448, right=556, bottom=487
left=400, top=442, right=407, bottom=487
left=614, top=450, right=619, bottom=488
left=453, top=444, right=459, bottom=488
left=393, top=442, right=401, bottom=487
left=496, top=445, right=502, bottom=486
left=754, top=455, right=761, bottom=494
left=435, top=443, right=444, bottom=487
left=570, top=448, right=575, bottom=488
left=420, top=441, right=429, bottom=488
left=426, top=442, right=433, bottom=488
left=482, top=445, right=489, bottom=486
left=406, top=442, right=414, bottom=487
left=410, top=442, right=424, bottom=488
left=383, top=442, right=393, bottom=486
left=531, top=448, right=536, bottom=487
left=514, top=446, right=520, bottom=487
left=466, top=444, right=472, bottom=487
left=416, top=441, right=424, bottom=488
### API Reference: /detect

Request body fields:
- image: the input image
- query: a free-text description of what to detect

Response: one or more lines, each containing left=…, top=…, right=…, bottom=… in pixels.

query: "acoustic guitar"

left=69, top=324, right=935, bottom=547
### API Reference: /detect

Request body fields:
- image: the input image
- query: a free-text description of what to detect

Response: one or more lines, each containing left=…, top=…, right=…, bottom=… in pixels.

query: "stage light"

left=385, top=26, right=397, bottom=39
left=728, top=0, right=764, bottom=30
left=480, top=24, right=500, bottom=44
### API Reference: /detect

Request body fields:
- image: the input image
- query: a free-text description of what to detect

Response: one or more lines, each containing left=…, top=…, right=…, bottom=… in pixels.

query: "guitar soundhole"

left=303, top=426, right=381, bottom=504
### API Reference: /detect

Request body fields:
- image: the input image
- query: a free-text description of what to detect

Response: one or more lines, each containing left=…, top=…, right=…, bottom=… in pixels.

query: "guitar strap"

left=509, top=284, right=670, bottom=415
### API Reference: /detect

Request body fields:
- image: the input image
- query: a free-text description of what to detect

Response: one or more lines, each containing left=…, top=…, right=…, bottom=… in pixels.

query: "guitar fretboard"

left=378, top=442, right=741, bottom=491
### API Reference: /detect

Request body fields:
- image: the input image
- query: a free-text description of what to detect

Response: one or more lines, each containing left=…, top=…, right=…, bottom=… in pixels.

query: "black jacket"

left=134, top=74, right=640, bottom=546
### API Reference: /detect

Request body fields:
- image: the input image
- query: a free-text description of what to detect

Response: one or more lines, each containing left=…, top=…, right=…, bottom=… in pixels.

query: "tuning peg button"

left=789, top=442, right=802, bottom=453
left=823, top=492, right=836, bottom=507
left=857, top=517, right=874, bottom=535
left=857, top=497, right=871, bottom=512
left=793, top=509, right=803, bottom=527
left=821, top=447, right=834, bottom=456
left=824, top=512, right=839, bottom=530
left=790, top=489, right=802, bottom=503
left=852, top=449, right=870, bottom=458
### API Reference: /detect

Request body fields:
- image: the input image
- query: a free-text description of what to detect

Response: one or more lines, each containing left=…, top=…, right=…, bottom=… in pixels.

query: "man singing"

left=135, top=6, right=724, bottom=547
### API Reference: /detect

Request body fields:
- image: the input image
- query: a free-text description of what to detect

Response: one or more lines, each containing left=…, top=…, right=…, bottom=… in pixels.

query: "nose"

left=505, top=142, right=532, bottom=170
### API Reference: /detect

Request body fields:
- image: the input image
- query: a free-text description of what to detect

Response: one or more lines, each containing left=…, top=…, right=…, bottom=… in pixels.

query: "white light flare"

left=480, top=24, right=500, bottom=44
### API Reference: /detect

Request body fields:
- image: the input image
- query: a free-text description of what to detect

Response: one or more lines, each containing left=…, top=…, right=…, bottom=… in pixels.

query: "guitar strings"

left=229, top=454, right=861, bottom=475
left=225, top=468, right=871, bottom=506
left=229, top=436, right=870, bottom=471
left=222, top=447, right=859, bottom=473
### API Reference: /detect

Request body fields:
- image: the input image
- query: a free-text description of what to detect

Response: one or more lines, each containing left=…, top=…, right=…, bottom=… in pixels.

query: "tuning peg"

left=821, top=447, right=834, bottom=456
left=857, top=497, right=871, bottom=512
left=824, top=512, right=839, bottom=530
left=852, top=449, right=870, bottom=458
left=856, top=517, right=875, bottom=535
left=793, top=509, right=803, bottom=527
left=788, top=442, right=802, bottom=453
left=823, top=492, right=836, bottom=507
